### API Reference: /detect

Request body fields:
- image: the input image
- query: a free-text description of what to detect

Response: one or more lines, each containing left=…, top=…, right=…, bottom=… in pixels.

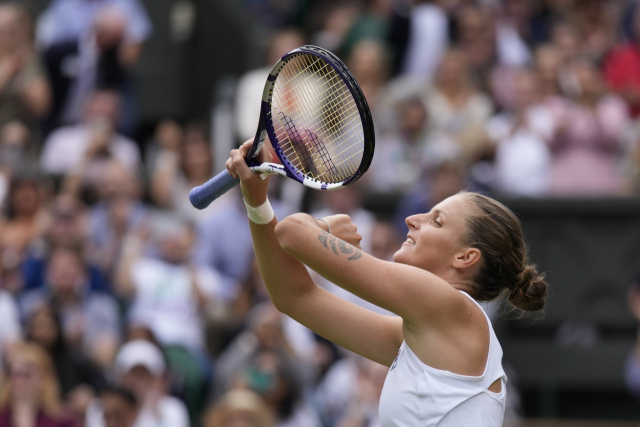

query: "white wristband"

left=244, top=198, right=275, bottom=224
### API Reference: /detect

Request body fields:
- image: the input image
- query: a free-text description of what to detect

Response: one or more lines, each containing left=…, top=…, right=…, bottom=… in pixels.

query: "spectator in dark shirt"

left=26, top=304, right=105, bottom=418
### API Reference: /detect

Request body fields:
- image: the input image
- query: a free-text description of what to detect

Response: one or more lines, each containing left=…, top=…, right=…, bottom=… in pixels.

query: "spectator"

left=0, top=289, right=21, bottom=368
left=0, top=173, right=50, bottom=295
left=228, top=350, right=321, bottom=427
left=0, top=342, right=78, bottom=427
left=215, top=303, right=317, bottom=398
left=424, top=49, right=493, bottom=163
left=604, top=0, right=640, bottom=118
left=37, top=0, right=152, bottom=66
left=487, top=69, right=553, bottom=197
left=85, top=340, right=190, bottom=427
left=20, top=245, right=121, bottom=368
left=533, top=44, right=564, bottom=104
left=369, top=97, right=458, bottom=192
left=452, top=4, right=496, bottom=91
left=98, top=386, right=138, bottom=427
left=0, top=121, right=36, bottom=206
left=399, top=0, right=448, bottom=82
left=40, top=90, right=140, bottom=179
left=494, top=0, right=533, bottom=68
left=150, top=121, right=216, bottom=224
left=340, top=0, right=392, bottom=58
left=310, top=5, right=360, bottom=53
left=21, top=195, right=110, bottom=294
left=143, top=118, right=183, bottom=180
left=346, top=39, right=390, bottom=112
left=115, top=212, right=227, bottom=352
left=572, top=0, right=617, bottom=61
left=235, top=29, right=305, bottom=143
left=368, top=97, right=426, bottom=192
left=549, top=57, right=629, bottom=196
left=84, top=160, right=147, bottom=276
left=550, top=20, right=581, bottom=63
left=26, top=304, right=105, bottom=417
left=203, top=390, right=275, bottom=427
left=331, top=358, right=387, bottom=427
left=0, top=3, right=51, bottom=131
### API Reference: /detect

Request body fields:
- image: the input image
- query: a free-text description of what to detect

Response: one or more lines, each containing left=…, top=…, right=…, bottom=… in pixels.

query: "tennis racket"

left=189, top=45, right=375, bottom=210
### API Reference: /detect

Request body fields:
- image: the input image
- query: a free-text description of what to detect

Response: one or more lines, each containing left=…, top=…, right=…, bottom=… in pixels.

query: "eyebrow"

left=432, top=209, right=445, bottom=219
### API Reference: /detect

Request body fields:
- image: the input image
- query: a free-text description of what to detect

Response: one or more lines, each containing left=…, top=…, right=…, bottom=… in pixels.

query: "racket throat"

left=249, top=162, right=287, bottom=179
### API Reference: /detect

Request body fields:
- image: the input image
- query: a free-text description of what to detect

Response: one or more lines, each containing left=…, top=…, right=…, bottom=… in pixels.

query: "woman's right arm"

left=227, top=140, right=403, bottom=366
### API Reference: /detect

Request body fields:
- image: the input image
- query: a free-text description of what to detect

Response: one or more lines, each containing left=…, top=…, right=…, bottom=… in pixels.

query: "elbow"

left=274, top=213, right=306, bottom=251
left=271, top=298, right=292, bottom=316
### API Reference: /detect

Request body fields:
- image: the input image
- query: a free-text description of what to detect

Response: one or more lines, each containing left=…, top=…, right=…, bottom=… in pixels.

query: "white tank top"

left=378, top=291, right=507, bottom=427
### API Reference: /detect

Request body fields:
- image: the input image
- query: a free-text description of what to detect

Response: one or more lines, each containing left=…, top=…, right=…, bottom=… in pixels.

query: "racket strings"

left=278, top=112, right=338, bottom=178
left=282, top=57, right=363, bottom=167
left=291, top=56, right=362, bottom=178
left=270, top=53, right=365, bottom=183
left=276, top=58, right=355, bottom=178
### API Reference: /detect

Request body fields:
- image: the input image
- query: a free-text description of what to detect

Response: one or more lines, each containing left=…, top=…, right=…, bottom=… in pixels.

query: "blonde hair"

left=204, top=390, right=275, bottom=427
left=0, top=342, right=63, bottom=417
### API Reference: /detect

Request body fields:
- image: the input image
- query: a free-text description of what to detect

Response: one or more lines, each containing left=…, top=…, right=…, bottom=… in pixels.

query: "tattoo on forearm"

left=338, top=240, right=354, bottom=254
left=317, top=234, right=328, bottom=249
left=329, top=237, right=338, bottom=255
left=316, top=233, right=362, bottom=261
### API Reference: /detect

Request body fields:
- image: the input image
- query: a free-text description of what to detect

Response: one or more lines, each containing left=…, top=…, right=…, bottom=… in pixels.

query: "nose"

left=405, top=215, right=419, bottom=230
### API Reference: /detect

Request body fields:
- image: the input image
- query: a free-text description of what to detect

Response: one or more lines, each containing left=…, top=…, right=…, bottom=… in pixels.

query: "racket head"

left=254, top=45, right=375, bottom=190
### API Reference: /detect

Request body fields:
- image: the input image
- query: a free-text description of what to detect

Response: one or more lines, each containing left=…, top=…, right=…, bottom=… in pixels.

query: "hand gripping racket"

left=189, top=45, right=375, bottom=210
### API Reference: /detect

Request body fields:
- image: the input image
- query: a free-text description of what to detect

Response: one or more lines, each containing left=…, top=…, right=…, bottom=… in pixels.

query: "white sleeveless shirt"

left=379, top=291, right=507, bottom=427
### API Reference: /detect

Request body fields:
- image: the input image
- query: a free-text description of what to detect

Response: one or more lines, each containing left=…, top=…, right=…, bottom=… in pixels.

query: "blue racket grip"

left=189, top=170, right=240, bottom=210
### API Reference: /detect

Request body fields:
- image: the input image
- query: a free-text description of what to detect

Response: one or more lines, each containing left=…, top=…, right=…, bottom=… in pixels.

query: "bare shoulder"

left=404, top=292, right=492, bottom=376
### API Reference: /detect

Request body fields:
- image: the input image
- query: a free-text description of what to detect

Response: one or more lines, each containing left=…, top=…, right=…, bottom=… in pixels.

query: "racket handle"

left=189, top=170, right=240, bottom=210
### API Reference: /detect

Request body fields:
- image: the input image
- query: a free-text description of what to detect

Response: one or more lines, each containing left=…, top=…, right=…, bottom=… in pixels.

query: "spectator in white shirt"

left=0, top=290, right=21, bottom=368
left=487, top=69, right=553, bottom=196
left=40, top=89, right=140, bottom=177
left=85, top=339, right=190, bottom=427
left=116, top=212, right=227, bottom=353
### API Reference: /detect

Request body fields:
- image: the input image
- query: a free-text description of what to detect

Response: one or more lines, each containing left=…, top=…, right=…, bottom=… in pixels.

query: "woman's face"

left=436, top=53, right=467, bottom=88
left=394, top=194, right=472, bottom=276
left=10, top=181, right=40, bottom=217
left=29, top=308, right=59, bottom=350
left=182, top=139, right=212, bottom=178
left=9, top=359, right=43, bottom=400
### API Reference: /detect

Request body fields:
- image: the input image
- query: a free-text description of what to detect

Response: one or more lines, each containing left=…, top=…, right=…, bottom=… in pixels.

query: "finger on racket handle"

left=189, top=170, right=240, bottom=210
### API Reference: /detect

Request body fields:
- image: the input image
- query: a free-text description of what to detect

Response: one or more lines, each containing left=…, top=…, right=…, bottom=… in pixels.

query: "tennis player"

left=226, top=139, right=548, bottom=426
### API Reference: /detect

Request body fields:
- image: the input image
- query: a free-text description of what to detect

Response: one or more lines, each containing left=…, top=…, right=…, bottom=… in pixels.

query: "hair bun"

left=508, top=264, right=548, bottom=312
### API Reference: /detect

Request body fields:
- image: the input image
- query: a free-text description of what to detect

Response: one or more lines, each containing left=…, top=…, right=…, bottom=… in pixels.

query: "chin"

left=392, top=249, right=407, bottom=264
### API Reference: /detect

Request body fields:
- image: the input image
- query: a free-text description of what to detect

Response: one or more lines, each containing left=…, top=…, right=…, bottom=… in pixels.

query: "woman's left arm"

left=275, top=213, right=464, bottom=327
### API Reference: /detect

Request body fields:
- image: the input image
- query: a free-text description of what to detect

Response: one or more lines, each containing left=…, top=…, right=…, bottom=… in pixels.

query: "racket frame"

left=189, top=45, right=374, bottom=210
left=246, top=45, right=375, bottom=190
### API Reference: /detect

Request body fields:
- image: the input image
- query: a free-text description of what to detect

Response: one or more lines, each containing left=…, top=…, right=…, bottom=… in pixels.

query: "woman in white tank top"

left=225, top=140, right=549, bottom=426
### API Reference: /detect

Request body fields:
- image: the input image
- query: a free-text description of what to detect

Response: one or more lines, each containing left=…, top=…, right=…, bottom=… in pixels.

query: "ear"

left=452, top=248, right=481, bottom=270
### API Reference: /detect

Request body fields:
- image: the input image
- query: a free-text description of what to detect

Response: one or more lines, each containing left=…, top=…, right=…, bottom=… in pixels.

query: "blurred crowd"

left=2, top=0, right=640, bottom=426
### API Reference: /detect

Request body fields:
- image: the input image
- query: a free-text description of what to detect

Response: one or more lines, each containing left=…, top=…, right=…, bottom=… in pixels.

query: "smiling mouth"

left=405, top=236, right=416, bottom=245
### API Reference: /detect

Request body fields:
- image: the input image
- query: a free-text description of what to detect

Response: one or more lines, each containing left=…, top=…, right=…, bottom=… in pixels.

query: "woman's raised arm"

left=227, top=140, right=403, bottom=366
left=275, top=213, right=467, bottom=330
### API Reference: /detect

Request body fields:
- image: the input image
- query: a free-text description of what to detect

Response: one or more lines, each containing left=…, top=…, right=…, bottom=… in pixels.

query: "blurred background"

left=1, top=0, right=640, bottom=426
